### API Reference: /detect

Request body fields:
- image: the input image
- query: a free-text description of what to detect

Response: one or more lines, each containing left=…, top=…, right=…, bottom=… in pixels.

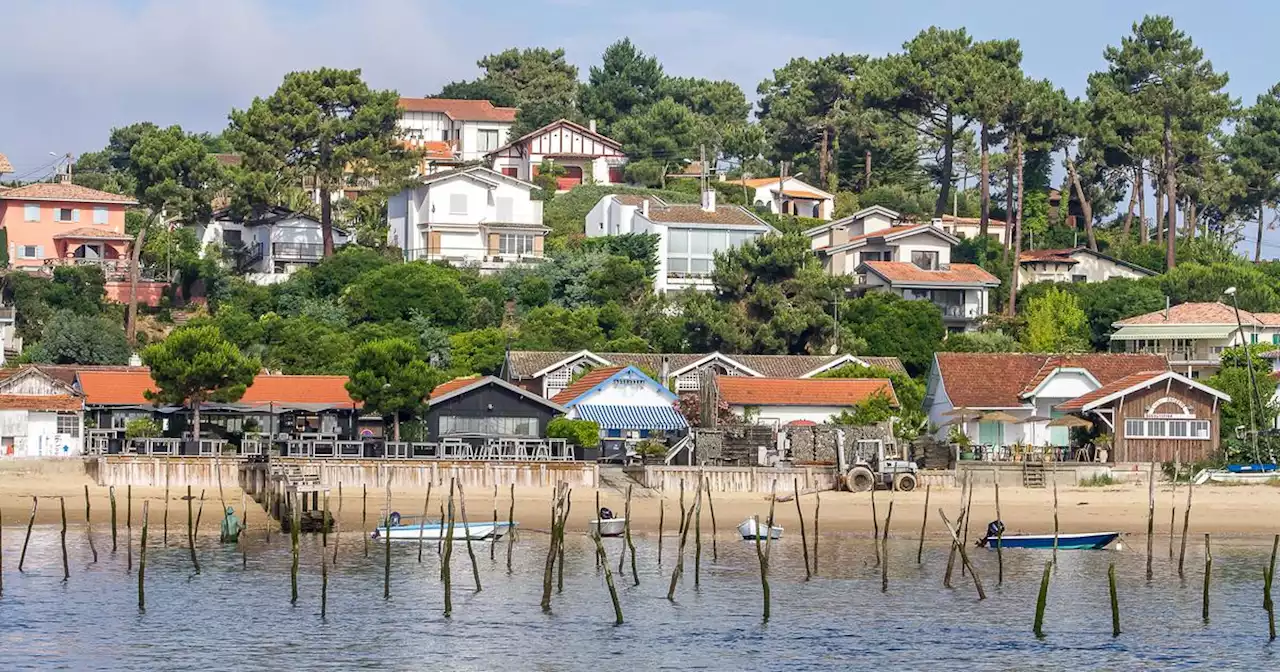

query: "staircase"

left=1022, top=460, right=1046, bottom=488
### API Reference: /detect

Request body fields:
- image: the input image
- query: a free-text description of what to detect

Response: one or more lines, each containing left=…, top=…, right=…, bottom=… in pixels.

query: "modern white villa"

left=386, top=165, right=547, bottom=273
left=1110, top=301, right=1280, bottom=378
left=201, top=207, right=349, bottom=284
left=735, top=176, right=835, bottom=220
left=1018, top=247, right=1156, bottom=286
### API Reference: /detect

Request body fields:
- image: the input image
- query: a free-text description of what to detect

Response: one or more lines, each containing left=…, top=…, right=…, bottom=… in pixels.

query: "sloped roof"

left=430, top=376, right=482, bottom=399
left=1018, top=247, right=1157, bottom=275
left=933, top=353, right=1170, bottom=409
left=492, top=118, right=623, bottom=156
left=551, top=366, right=626, bottom=405
left=612, top=194, right=669, bottom=208
left=0, top=153, right=12, bottom=174
left=51, top=227, right=134, bottom=241
left=398, top=97, right=518, bottom=122
left=78, top=370, right=357, bottom=407
left=821, top=223, right=958, bottom=253
left=0, top=394, right=82, bottom=411
left=415, top=164, right=536, bottom=190
left=1054, top=371, right=1171, bottom=412
left=716, top=376, right=898, bottom=407
left=1116, top=302, right=1264, bottom=327
left=862, top=261, right=1000, bottom=286
left=643, top=203, right=768, bottom=227
left=428, top=375, right=567, bottom=411
left=0, top=182, right=137, bottom=205
left=505, top=351, right=908, bottom=380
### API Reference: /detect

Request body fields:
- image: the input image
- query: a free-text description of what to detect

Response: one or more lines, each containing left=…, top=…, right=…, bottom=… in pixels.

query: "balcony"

left=401, top=248, right=544, bottom=275
left=42, top=257, right=154, bottom=281
left=271, top=242, right=326, bottom=262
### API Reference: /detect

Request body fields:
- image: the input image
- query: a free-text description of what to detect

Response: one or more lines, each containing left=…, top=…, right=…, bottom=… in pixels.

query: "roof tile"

left=78, top=370, right=357, bottom=406
left=644, top=203, right=766, bottom=227
left=429, top=376, right=481, bottom=399
left=551, top=366, right=626, bottom=405
left=398, top=97, right=518, bottom=122
left=0, top=182, right=137, bottom=205
left=934, top=353, right=1170, bottom=408
left=716, top=376, right=898, bottom=407
left=863, top=261, right=1000, bottom=285
left=1055, top=371, right=1170, bottom=412
left=51, top=227, right=133, bottom=240
left=0, top=153, right=12, bottom=174
left=504, top=351, right=907, bottom=380
left=0, top=394, right=81, bottom=411
left=1116, top=302, right=1261, bottom=326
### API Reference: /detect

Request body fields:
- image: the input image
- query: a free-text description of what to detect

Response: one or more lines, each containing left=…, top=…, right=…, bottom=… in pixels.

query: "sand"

left=3, top=459, right=1280, bottom=542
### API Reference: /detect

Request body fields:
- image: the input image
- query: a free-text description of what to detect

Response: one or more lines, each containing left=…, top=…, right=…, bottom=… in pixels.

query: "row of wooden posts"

left=1, top=469, right=1277, bottom=641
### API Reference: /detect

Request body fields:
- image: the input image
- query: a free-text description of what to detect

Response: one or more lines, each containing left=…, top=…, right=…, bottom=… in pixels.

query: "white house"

left=200, top=207, right=349, bottom=285
left=715, top=375, right=898, bottom=426
left=924, top=352, right=1169, bottom=449
left=0, top=366, right=84, bottom=457
left=805, top=206, right=998, bottom=332
left=1018, top=247, right=1156, bottom=286
left=736, top=176, right=835, bottom=220
left=1111, top=302, right=1280, bottom=378
left=386, top=165, right=547, bottom=273
left=934, top=214, right=1009, bottom=245
left=585, top=190, right=774, bottom=292
left=397, top=98, right=518, bottom=164
left=488, top=119, right=627, bottom=190
left=550, top=365, right=688, bottom=461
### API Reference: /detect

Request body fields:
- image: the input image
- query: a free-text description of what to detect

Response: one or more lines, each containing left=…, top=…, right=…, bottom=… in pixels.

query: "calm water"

left=1, top=524, right=1278, bottom=670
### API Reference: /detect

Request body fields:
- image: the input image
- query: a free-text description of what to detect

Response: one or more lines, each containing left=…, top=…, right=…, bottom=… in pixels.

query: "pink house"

left=0, top=182, right=137, bottom=269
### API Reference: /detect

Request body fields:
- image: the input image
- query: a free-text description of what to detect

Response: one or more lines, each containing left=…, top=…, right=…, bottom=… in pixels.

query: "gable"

left=494, top=119, right=626, bottom=159
left=428, top=379, right=564, bottom=416
left=0, top=367, right=77, bottom=397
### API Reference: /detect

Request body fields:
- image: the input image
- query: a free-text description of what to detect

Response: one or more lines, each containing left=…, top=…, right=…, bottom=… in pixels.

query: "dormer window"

left=911, top=250, right=939, bottom=270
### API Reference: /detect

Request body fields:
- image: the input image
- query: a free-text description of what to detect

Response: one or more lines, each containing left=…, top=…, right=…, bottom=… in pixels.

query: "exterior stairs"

left=1022, top=460, right=1046, bottom=488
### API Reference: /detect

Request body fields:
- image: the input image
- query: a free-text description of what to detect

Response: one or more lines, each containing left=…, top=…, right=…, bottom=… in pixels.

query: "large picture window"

left=498, top=233, right=535, bottom=256
left=438, top=415, right=539, bottom=437
left=1125, top=418, right=1211, bottom=440
left=667, top=228, right=752, bottom=277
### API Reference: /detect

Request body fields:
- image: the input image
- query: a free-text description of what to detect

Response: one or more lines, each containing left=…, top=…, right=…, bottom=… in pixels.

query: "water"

left=1, top=526, right=1278, bottom=670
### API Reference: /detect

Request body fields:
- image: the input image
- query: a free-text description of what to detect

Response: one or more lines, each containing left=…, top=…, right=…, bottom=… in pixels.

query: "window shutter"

left=35, top=245, right=44, bottom=259
left=72, top=209, right=80, bottom=222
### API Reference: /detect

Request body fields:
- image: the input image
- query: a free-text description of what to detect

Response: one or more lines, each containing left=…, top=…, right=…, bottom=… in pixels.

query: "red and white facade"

left=488, top=119, right=628, bottom=191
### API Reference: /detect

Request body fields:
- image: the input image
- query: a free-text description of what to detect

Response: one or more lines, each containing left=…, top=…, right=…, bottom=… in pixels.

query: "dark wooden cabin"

left=425, top=376, right=566, bottom=445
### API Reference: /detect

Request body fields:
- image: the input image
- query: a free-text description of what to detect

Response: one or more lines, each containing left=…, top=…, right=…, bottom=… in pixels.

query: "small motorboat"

left=589, top=507, right=626, bottom=537
left=738, top=518, right=783, bottom=541
left=370, top=512, right=514, bottom=540
left=980, top=531, right=1119, bottom=550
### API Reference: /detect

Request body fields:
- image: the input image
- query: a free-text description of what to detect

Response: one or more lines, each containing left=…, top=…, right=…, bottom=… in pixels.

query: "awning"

left=1110, top=324, right=1237, bottom=340
left=574, top=404, right=688, bottom=431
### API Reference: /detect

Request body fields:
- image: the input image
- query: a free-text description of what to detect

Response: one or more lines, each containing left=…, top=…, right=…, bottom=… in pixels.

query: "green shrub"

left=547, top=417, right=600, bottom=448
left=124, top=417, right=163, bottom=439
left=1078, top=473, right=1118, bottom=487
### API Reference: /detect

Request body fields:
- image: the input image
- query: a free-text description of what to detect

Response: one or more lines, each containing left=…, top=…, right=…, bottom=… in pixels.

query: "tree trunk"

left=1065, top=149, right=1097, bottom=251
left=1155, top=180, right=1164, bottom=247
left=1004, top=157, right=1015, bottom=252
left=1006, top=136, right=1025, bottom=317
left=191, top=401, right=201, bottom=447
left=819, top=127, right=829, bottom=189
left=934, top=109, right=954, bottom=218
left=1256, top=204, right=1265, bottom=263
left=1187, top=201, right=1197, bottom=240
left=864, top=150, right=871, bottom=191
left=828, top=131, right=839, bottom=194
left=979, top=125, right=991, bottom=239
left=1163, top=111, right=1177, bottom=271
left=1138, top=164, right=1148, bottom=244
left=126, top=219, right=149, bottom=348
left=1122, top=173, right=1138, bottom=240
left=393, top=413, right=401, bottom=442
left=320, top=186, right=335, bottom=257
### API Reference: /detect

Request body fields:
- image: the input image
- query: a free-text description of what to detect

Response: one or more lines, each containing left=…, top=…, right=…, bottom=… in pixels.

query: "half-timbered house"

left=488, top=119, right=628, bottom=190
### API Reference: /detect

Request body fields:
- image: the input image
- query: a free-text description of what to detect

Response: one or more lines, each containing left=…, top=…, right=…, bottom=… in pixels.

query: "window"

left=911, top=250, right=939, bottom=270
left=1125, top=419, right=1144, bottom=437
left=17, top=245, right=40, bottom=259
left=476, top=129, right=500, bottom=152
left=498, top=233, right=535, bottom=256
left=449, top=194, right=467, bottom=215
left=222, top=229, right=243, bottom=247
left=862, top=250, right=890, bottom=263
left=438, top=415, right=538, bottom=437
left=501, top=167, right=518, bottom=178
left=93, top=207, right=108, bottom=225
left=1252, top=333, right=1260, bottom=344
left=1072, top=274, right=1087, bottom=283
left=23, top=204, right=39, bottom=222
left=1168, top=420, right=1189, bottom=438
left=1125, top=418, right=1211, bottom=440
left=56, top=413, right=80, bottom=438
left=1145, top=419, right=1166, bottom=437
left=441, top=129, right=450, bottom=142
left=1190, top=420, right=1211, bottom=439
left=56, top=208, right=78, bottom=223
left=1273, top=334, right=1279, bottom=345
left=666, top=227, right=742, bottom=278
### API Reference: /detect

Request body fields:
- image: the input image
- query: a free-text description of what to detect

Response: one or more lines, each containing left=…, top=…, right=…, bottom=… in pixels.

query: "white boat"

left=588, top=518, right=627, bottom=538
left=738, top=518, right=783, bottom=541
left=371, top=520, right=513, bottom=541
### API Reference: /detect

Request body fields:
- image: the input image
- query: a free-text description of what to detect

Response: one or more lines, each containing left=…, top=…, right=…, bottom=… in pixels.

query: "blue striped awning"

left=574, top=404, right=688, bottom=431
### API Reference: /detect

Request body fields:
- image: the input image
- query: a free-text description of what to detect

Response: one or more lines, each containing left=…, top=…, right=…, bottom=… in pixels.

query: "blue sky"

left=2, top=0, right=1276, bottom=250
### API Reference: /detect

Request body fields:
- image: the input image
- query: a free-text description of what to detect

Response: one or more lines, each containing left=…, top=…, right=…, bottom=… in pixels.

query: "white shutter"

left=94, top=207, right=108, bottom=224
left=35, top=245, right=44, bottom=259
left=71, top=209, right=80, bottom=222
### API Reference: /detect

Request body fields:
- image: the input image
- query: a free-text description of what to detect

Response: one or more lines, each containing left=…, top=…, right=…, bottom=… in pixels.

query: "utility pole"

left=864, top=151, right=871, bottom=191
left=778, top=162, right=788, bottom=216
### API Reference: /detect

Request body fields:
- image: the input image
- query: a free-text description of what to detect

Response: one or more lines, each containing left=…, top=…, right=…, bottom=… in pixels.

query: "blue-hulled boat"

left=980, top=531, right=1119, bottom=550
left=1226, top=463, right=1278, bottom=473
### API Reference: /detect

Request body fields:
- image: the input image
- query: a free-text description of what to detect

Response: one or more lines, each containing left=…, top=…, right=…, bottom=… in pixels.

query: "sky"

left=2, top=0, right=1278, bottom=252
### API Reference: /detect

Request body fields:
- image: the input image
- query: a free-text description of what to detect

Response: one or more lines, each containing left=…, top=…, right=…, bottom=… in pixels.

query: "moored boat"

left=371, top=518, right=513, bottom=541
left=588, top=518, right=626, bottom=538
left=980, top=531, right=1119, bottom=550
left=737, top=518, right=783, bottom=541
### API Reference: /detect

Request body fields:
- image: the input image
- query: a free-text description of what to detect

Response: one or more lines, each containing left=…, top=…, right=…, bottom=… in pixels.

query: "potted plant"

left=634, top=440, right=668, bottom=465
left=948, top=425, right=974, bottom=459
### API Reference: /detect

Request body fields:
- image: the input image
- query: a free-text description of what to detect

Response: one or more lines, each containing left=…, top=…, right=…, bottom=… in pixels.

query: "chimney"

left=661, top=356, right=671, bottom=387
left=701, top=187, right=717, bottom=213
left=1164, top=296, right=1170, bottom=322
left=588, top=119, right=597, bottom=133
left=641, top=199, right=650, bottom=217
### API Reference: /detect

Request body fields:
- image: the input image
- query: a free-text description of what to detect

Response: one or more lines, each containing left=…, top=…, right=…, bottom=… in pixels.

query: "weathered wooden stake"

left=0, top=509, right=4, bottom=595
left=444, top=480, right=457, bottom=617
left=657, top=495, right=665, bottom=566
left=753, top=514, right=770, bottom=622
left=186, top=486, right=199, bottom=574
left=127, top=484, right=133, bottom=534
left=84, top=484, right=97, bottom=563
left=591, top=530, right=624, bottom=625
left=705, top=476, right=719, bottom=562
left=438, top=502, right=446, bottom=556
left=917, top=484, right=929, bottom=565
left=1266, top=534, right=1278, bottom=641
left=795, top=479, right=811, bottom=580
left=666, top=480, right=699, bottom=601
left=1202, top=533, right=1212, bottom=623
left=240, top=492, right=248, bottom=568
left=693, top=481, right=702, bottom=588
left=961, top=473, right=976, bottom=574
left=458, top=480, right=482, bottom=592
left=163, top=464, right=170, bottom=546
left=938, top=509, right=985, bottom=599
left=490, top=483, right=498, bottom=562
left=138, top=501, right=149, bottom=612
left=506, top=483, right=515, bottom=574
left=676, top=478, right=687, bottom=571
left=995, top=481, right=1004, bottom=586
left=322, top=495, right=329, bottom=619
left=881, top=497, right=894, bottom=593
left=1169, top=451, right=1178, bottom=559
left=1033, top=561, right=1051, bottom=638
left=291, top=493, right=300, bottom=604
left=944, top=477, right=967, bottom=585
left=624, top=485, right=638, bottom=586
left=1108, top=561, right=1120, bottom=637
left=812, top=491, right=820, bottom=575
left=1051, top=465, right=1060, bottom=569
left=1145, top=460, right=1155, bottom=580
left=540, top=483, right=564, bottom=612
left=558, top=491, right=571, bottom=593
left=59, top=497, right=69, bottom=582
left=362, top=484, right=369, bottom=559
left=1178, top=480, right=1194, bottom=577
left=332, top=482, right=342, bottom=565
left=384, top=491, right=392, bottom=600
left=870, top=481, right=881, bottom=567
left=764, top=480, right=777, bottom=563
left=110, top=485, right=118, bottom=552
left=417, top=483, right=431, bottom=564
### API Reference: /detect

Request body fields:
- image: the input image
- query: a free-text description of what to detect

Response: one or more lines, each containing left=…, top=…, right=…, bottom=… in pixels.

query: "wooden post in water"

left=1108, top=561, right=1120, bottom=637
left=917, top=484, right=929, bottom=566
left=333, top=482, right=342, bottom=565
left=938, top=509, right=984, bottom=600
left=995, top=481, right=1004, bottom=586
left=1, top=510, right=4, bottom=595
left=506, top=483, right=515, bottom=575
left=693, top=481, right=702, bottom=588
left=558, top=492, right=572, bottom=593
left=458, top=480, right=482, bottom=592
left=291, top=493, right=301, bottom=604
left=84, top=484, right=97, bottom=563
left=438, top=502, right=446, bottom=556
left=490, top=483, right=498, bottom=562
left=1169, top=451, right=1178, bottom=559
left=881, top=496, right=894, bottom=593
left=795, top=478, right=811, bottom=580
left=59, top=497, right=69, bottom=582
left=444, top=479, right=457, bottom=617
left=961, top=473, right=976, bottom=574
left=624, top=485, right=638, bottom=587
left=666, top=480, right=699, bottom=602
left=322, top=494, right=330, bottom=619
left=540, top=483, right=564, bottom=612
left=870, top=481, right=881, bottom=567
left=110, top=485, right=118, bottom=552
left=676, top=478, right=687, bottom=571
left=812, top=492, right=820, bottom=576
left=417, top=484, right=431, bottom=564
left=1266, top=534, right=1278, bottom=641
left=163, top=464, right=170, bottom=546
left=240, top=492, right=248, bottom=568
left=1178, top=480, right=1194, bottom=577
left=944, top=477, right=967, bottom=586
left=1202, top=533, right=1212, bottom=623
left=362, top=484, right=369, bottom=559
left=591, top=530, right=624, bottom=625
left=657, top=495, right=665, bottom=566
left=1033, top=561, right=1051, bottom=638
left=763, top=480, right=777, bottom=565
left=1145, top=460, right=1155, bottom=580
left=138, top=501, right=149, bottom=612
left=186, top=485, right=199, bottom=574
left=752, top=514, right=770, bottom=622
left=1051, top=465, right=1060, bottom=568
left=705, top=476, right=719, bottom=562
left=127, top=484, right=133, bottom=535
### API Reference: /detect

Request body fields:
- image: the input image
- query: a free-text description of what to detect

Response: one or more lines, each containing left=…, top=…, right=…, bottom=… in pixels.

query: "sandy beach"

left=3, top=459, right=1280, bottom=541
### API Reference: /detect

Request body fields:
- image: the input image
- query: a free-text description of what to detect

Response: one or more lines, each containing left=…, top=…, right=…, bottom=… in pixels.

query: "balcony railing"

left=402, top=248, right=544, bottom=266
left=0, top=306, right=14, bottom=322
left=1128, top=345, right=1219, bottom=364
left=271, top=242, right=326, bottom=261
left=937, top=303, right=980, bottom=320
left=42, top=257, right=156, bottom=281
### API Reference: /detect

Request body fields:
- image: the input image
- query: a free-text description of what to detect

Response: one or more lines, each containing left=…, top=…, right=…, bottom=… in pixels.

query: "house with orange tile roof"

left=0, top=152, right=12, bottom=175
left=550, top=365, right=687, bottom=461
left=488, top=119, right=628, bottom=190
left=1109, top=302, right=1280, bottom=378
left=0, top=180, right=136, bottom=270
left=924, top=352, right=1169, bottom=454
left=1017, top=246, right=1155, bottom=286
left=0, top=366, right=85, bottom=457
left=715, top=375, right=897, bottom=426
left=736, top=175, right=835, bottom=219
left=931, top=214, right=1009, bottom=245
left=397, top=97, right=518, bottom=163
left=584, top=190, right=775, bottom=292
